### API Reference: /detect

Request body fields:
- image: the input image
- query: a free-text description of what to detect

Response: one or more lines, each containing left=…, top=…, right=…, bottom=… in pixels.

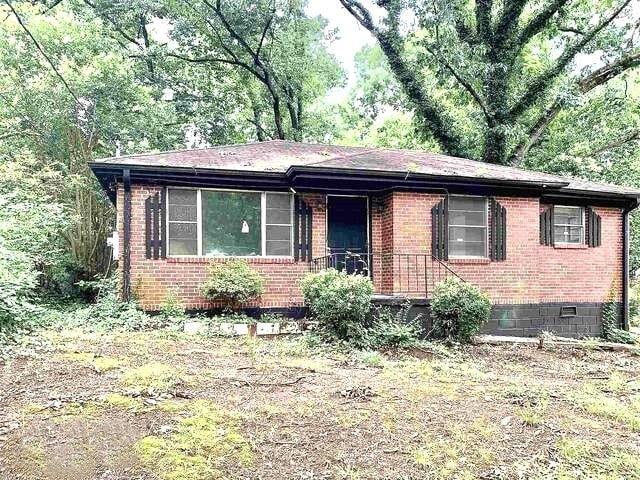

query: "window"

left=448, top=196, right=488, bottom=257
left=167, top=189, right=293, bottom=257
left=553, top=206, right=584, bottom=244
left=167, top=189, right=198, bottom=256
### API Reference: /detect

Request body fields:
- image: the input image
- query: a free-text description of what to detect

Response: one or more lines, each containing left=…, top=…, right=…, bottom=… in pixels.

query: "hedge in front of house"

left=431, top=277, right=491, bottom=343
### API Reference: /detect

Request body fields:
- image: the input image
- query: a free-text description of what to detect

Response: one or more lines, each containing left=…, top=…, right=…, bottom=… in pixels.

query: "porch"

left=309, top=252, right=461, bottom=299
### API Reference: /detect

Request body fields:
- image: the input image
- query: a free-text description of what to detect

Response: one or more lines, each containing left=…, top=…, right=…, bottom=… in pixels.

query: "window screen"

left=201, top=190, right=262, bottom=256
left=554, top=206, right=584, bottom=244
left=265, top=193, right=292, bottom=256
left=167, top=189, right=197, bottom=255
left=448, top=196, right=488, bottom=257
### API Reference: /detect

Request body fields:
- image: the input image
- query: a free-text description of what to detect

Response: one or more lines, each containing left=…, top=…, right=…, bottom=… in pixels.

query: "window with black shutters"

left=448, top=196, right=488, bottom=258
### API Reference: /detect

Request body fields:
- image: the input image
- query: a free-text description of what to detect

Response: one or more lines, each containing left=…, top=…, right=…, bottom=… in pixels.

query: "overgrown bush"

left=431, top=277, right=491, bottom=343
left=200, top=260, right=264, bottom=310
left=72, top=276, right=158, bottom=331
left=602, top=300, right=637, bottom=344
left=0, top=245, right=39, bottom=334
left=370, top=303, right=422, bottom=348
left=301, top=269, right=374, bottom=347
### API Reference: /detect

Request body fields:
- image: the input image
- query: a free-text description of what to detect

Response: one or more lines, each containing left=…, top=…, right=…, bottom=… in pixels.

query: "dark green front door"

left=327, top=196, right=368, bottom=274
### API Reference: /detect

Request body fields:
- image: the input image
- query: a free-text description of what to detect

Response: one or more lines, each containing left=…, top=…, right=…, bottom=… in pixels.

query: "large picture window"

left=553, top=206, right=584, bottom=244
left=448, top=196, right=488, bottom=257
left=167, top=189, right=293, bottom=257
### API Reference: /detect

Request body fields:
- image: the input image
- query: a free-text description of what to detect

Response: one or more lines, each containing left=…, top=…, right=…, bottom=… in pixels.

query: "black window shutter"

left=540, top=206, right=554, bottom=246
left=294, top=196, right=313, bottom=261
left=490, top=198, right=507, bottom=261
left=586, top=207, right=602, bottom=247
left=144, top=191, right=166, bottom=259
left=431, top=197, right=448, bottom=261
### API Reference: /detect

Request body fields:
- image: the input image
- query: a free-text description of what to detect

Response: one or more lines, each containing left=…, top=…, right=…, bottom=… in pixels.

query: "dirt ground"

left=1, top=329, right=640, bottom=480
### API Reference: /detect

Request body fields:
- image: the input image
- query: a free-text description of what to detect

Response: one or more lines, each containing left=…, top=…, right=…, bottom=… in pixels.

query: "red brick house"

left=90, top=140, right=640, bottom=337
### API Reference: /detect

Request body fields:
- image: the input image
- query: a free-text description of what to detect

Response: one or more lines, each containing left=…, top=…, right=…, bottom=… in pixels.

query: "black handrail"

left=309, top=252, right=463, bottom=298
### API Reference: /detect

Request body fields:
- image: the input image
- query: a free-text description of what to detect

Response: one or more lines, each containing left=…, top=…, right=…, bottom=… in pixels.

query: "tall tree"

left=78, top=0, right=344, bottom=141
left=339, top=0, right=640, bottom=165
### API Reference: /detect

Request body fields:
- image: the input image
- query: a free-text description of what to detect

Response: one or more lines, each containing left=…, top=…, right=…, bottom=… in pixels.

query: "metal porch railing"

left=309, top=252, right=462, bottom=299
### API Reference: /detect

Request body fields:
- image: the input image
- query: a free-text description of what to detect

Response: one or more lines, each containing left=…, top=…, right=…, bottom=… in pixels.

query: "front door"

left=327, top=196, right=369, bottom=274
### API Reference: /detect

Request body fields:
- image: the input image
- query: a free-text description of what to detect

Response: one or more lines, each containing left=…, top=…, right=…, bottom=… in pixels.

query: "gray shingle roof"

left=92, top=140, right=640, bottom=197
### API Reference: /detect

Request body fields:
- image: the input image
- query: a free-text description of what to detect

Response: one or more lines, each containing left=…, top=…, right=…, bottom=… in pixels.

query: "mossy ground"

left=2, top=328, right=640, bottom=479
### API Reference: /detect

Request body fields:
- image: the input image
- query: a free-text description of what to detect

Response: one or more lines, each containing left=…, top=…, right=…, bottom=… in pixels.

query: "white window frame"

left=553, top=205, right=585, bottom=245
left=166, top=187, right=294, bottom=258
left=447, top=195, right=489, bottom=259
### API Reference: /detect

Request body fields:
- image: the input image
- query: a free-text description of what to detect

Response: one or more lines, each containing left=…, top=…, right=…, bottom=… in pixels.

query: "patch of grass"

left=102, top=393, right=145, bottom=411
left=61, top=352, right=124, bottom=373
left=120, top=362, right=183, bottom=394
left=336, top=408, right=372, bottom=428
left=412, top=418, right=496, bottom=479
left=136, top=400, right=252, bottom=480
left=358, top=350, right=385, bottom=367
left=572, top=384, right=640, bottom=431
left=517, top=403, right=547, bottom=426
left=554, top=436, right=640, bottom=479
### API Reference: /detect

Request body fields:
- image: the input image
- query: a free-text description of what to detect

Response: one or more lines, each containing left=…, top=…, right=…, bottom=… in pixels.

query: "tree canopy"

left=339, top=0, right=640, bottom=165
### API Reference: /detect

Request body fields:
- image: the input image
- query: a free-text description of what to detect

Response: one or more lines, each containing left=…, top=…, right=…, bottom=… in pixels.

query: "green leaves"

left=431, top=277, right=491, bottom=343
left=200, top=260, right=265, bottom=309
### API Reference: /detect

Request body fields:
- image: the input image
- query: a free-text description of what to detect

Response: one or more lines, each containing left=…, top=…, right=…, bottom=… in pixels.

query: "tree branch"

left=510, top=0, right=632, bottom=118
left=422, top=43, right=490, bottom=119
left=587, top=130, right=640, bottom=157
left=509, top=49, right=640, bottom=164
left=514, top=0, right=571, bottom=47
left=3, top=0, right=80, bottom=103
left=339, top=0, right=468, bottom=157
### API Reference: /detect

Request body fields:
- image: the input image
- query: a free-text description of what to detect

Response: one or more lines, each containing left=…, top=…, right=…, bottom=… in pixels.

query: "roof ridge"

left=93, top=139, right=284, bottom=162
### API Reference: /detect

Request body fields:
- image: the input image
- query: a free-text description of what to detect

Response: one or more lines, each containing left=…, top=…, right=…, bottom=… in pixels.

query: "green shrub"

left=160, top=289, right=186, bottom=319
left=73, top=276, right=157, bottom=331
left=301, top=269, right=374, bottom=347
left=200, top=260, right=264, bottom=310
left=0, top=245, right=39, bottom=334
left=431, top=277, right=491, bottom=343
left=602, top=300, right=637, bottom=344
left=370, top=304, right=422, bottom=348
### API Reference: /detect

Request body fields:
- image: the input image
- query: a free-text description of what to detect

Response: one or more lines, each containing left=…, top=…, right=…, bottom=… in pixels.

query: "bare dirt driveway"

left=1, top=329, right=640, bottom=480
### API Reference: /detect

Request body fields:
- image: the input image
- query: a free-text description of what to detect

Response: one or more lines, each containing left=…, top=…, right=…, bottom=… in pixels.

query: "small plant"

left=301, top=269, right=374, bottom=347
left=120, top=362, right=183, bottom=394
left=200, top=260, right=264, bottom=311
left=430, top=277, right=491, bottom=343
left=73, top=276, right=155, bottom=331
left=160, top=288, right=186, bottom=319
left=370, top=303, right=422, bottom=348
left=602, top=299, right=636, bottom=344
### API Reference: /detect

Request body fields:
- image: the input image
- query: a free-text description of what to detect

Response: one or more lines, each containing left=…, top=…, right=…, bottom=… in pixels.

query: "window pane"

left=169, top=189, right=197, bottom=206
left=448, top=226, right=486, bottom=257
left=169, top=223, right=197, bottom=239
left=554, top=206, right=583, bottom=226
left=266, top=240, right=292, bottom=256
left=266, top=193, right=291, bottom=209
left=266, top=208, right=291, bottom=225
left=449, top=240, right=486, bottom=257
left=169, top=239, right=197, bottom=256
left=266, top=225, right=291, bottom=242
left=449, top=226, right=486, bottom=243
left=554, top=226, right=582, bottom=243
left=169, top=204, right=197, bottom=222
left=202, top=191, right=261, bottom=256
left=449, top=211, right=485, bottom=226
left=449, top=196, right=485, bottom=211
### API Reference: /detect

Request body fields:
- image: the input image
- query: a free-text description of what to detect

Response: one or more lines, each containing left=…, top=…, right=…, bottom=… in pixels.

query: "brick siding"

left=117, top=186, right=622, bottom=311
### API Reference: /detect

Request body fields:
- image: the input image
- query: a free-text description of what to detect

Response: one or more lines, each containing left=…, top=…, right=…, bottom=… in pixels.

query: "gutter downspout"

left=623, top=207, right=630, bottom=330
left=122, top=169, right=132, bottom=302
